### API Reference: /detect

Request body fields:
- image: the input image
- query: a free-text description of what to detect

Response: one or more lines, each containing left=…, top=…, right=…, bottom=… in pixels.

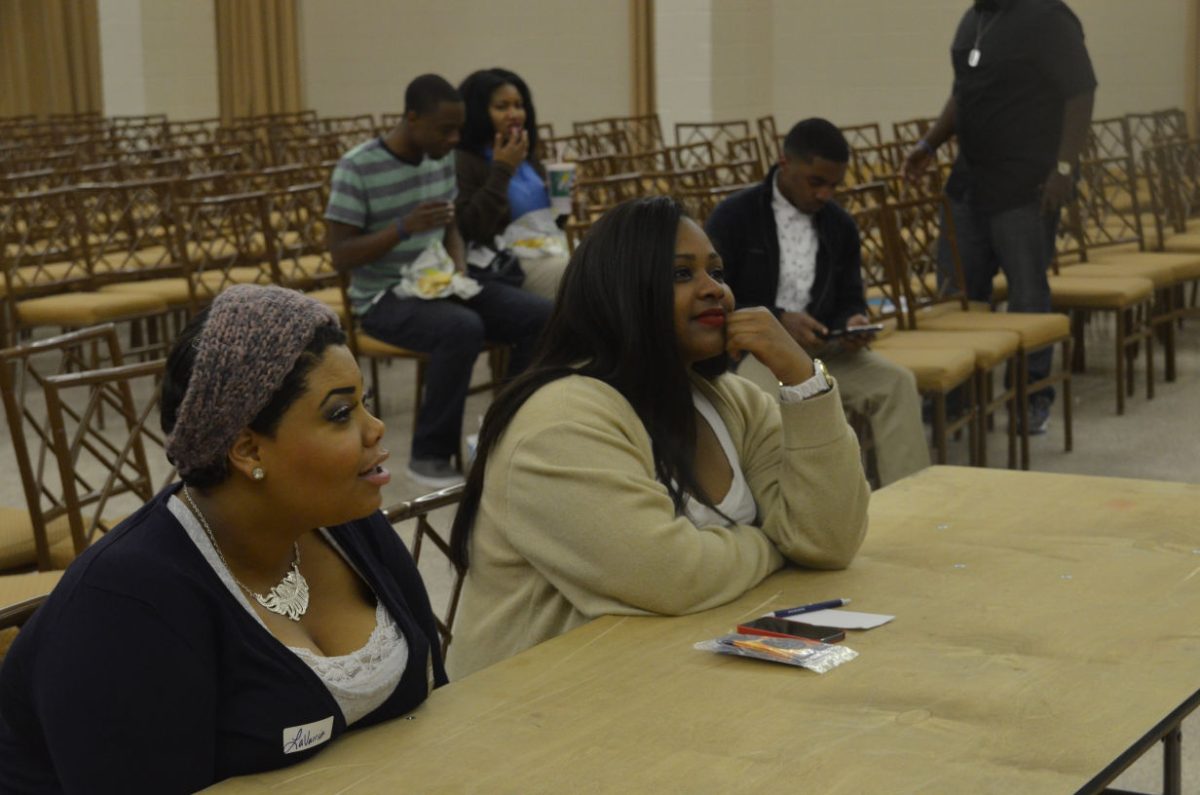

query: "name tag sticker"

left=282, top=716, right=334, bottom=754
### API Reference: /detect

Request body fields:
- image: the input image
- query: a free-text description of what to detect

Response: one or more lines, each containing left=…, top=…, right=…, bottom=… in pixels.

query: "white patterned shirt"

left=771, top=174, right=819, bottom=313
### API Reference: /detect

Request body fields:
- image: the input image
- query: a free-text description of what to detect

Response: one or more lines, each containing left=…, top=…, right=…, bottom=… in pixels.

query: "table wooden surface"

left=208, top=466, right=1200, bottom=794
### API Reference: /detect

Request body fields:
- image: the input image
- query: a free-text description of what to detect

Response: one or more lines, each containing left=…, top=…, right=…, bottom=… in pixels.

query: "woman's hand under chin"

left=725, top=307, right=815, bottom=386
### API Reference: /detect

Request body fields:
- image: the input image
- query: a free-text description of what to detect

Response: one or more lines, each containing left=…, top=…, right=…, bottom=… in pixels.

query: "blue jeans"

left=363, top=282, right=552, bottom=460
left=938, top=195, right=1059, bottom=402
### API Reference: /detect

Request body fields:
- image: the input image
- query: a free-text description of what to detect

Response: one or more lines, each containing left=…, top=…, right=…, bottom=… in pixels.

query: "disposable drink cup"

left=547, top=162, right=576, bottom=215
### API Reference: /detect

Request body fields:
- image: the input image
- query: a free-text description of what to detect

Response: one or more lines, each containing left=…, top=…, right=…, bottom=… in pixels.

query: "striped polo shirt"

left=325, top=138, right=457, bottom=313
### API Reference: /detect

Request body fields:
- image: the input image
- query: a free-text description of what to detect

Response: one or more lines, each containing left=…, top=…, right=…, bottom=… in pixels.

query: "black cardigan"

left=704, top=167, right=868, bottom=330
left=0, top=485, right=447, bottom=794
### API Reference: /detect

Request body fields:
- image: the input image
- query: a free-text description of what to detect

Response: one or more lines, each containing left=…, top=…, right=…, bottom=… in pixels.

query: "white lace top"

left=169, top=495, right=410, bottom=726
left=680, top=390, right=759, bottom=528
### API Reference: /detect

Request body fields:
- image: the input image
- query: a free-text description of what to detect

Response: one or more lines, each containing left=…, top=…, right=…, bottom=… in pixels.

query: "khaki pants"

left=737, top=349, right=929, bottom=486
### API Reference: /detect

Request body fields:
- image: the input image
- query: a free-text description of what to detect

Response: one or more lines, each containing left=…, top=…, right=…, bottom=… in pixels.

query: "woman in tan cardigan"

left=446, top=197, right=870, bottom=678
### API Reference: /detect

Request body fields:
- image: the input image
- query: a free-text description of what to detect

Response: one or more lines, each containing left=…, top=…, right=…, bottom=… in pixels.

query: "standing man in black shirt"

left=903, top=0, right=1096, bottom=434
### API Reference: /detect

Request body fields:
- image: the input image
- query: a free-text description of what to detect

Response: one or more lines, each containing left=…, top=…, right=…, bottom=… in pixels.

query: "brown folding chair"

left=0, top=186, right=167, bottom=350
left=0, top=574, right=61, bottom=660
left=674, top=120, right=751, bottom=155
left=839, top=122, right=883, bottom=150
left=894, top=193, right=1073, bottom=469
left=536, top=133, right=594, bottom=164
left=756, top=115, right=783, bottom=163
left=0, top=325, right=127, bottom=570
left=855, top=187, right=1020, bottom=468
left=174, top=191, right=279, bottom=311
left=384, top=484, right=465, bottom=658
left=42, top=358, right=172, bottom=561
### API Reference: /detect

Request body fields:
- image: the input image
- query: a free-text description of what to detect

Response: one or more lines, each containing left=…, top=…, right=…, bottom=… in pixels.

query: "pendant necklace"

left=969, top=9, right=1004, bottom=68
left=183, top=486, right=310, bottom=621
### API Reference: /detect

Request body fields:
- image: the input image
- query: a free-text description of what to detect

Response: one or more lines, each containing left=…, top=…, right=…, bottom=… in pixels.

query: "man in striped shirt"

left=326, top=74, right=552, bottom=488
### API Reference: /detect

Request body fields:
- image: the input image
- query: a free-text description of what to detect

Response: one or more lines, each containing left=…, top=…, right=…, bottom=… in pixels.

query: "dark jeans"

left=938, top=194, right=1059, bottom=402
left=363, top=282, right=552, bottom=460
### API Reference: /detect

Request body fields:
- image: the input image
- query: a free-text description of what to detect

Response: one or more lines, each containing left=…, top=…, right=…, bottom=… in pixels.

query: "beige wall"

left=297, top=0, right=632, bottom=135
left=710, top=0, right=773, bottom=128
left=97, top=0, right=146, bottom=116
left=765, top=0, right=1191, bottom=134
left=93, top=0, right=1194, bottom=137
left=655, top=0, right=714, bottom=139
left=97, top=0, right=219, bottom=120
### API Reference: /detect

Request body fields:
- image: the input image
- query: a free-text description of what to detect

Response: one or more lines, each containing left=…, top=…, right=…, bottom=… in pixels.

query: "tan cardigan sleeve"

left=711, top=375, right=870, bottom=569
left=490, top=377, right=786, bottom=618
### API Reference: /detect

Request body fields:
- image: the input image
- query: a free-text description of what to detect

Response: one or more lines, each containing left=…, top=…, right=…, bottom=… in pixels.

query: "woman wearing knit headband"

left=0, top=285, right=447, bottom=792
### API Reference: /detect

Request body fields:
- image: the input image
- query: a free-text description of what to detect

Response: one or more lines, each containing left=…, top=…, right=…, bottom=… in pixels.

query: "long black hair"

left=449, top=196, right=729, bottom=568
left=456, top=67, right=540, bottom=160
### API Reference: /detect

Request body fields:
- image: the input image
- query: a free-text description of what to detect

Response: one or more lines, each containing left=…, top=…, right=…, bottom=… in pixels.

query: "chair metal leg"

left=1145, top=304, right=1155, bottom=402
left=1070, top=311, right=1088, bottom=372
left=1115, top=310, right=1127, bottom=415
left=1016, top=351, right=1031, bottom=470
left=932, top=393, right=947, bottom=464
left=1156, top=287, right=1176, bottom=383
left=1061, top=338, right=1073, bottom=453
left=973, top=371, right=987, bottom=468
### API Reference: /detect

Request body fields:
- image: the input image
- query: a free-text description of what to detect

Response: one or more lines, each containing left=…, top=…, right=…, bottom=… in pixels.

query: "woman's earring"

left=252, top=467, right=265, bottom=481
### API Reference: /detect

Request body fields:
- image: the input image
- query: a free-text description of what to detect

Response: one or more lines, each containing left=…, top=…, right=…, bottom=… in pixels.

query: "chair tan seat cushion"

left=277, top=255, right=332, bottom=288
left=0, top=570, right=62, bottom=608
left=873, top=329, right=1021, bottom=370
left=0, top=508, right=74, bottom=571
left=93, top=245, right=174, bottom=273
left=1161, top=231, right=1200, bottom=254
left=0, top=262, right=82, bottom=298
left=196, top=266, right=273, bottom=294
left=306, top=286, right=342, bottom=308
left=917, top=308, right=1070, bottom=350
left=306, top=287, right=347, bottom=322
left=874, top=347, right=976, bottom=392
left=1048, top=274, right=1155, bottom=309
left=99, top=277, right=192, bottom=306
left=1060, top=259, right=1186, bottom=288
left=15, top=290, right=167, bottom=327
left=1087, top=248, right=1200, bottom=281
left=0, top=570, right=64, bottom=658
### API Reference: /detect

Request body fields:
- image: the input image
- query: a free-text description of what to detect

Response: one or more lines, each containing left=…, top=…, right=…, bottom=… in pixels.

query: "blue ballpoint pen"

left=772, top=598, right=850, bottom=618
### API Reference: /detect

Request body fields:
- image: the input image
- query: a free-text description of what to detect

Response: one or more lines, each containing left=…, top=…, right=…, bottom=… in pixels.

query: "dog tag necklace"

left=969, top=9, right=1003, bottom=68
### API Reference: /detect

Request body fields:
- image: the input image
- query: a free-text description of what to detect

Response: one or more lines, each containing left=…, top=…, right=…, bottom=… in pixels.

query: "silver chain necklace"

left=969, top=9, right=1004, bottom=68
left=183, top=486, right=310, bottom=621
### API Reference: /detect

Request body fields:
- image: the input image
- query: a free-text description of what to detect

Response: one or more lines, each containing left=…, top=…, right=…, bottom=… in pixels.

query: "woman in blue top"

left=0, top=285, right=447, bottom=793
left=455, top=67, right=567, bottom=299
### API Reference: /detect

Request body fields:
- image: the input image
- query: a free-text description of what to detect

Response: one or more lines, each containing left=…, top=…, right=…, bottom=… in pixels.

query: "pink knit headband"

left=165, top=285, right=341, bottom=478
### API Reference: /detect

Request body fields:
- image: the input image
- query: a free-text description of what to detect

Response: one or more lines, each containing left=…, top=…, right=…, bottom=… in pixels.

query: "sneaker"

left=1026, top=396, right=1052, bottom=436
left=406, top=457, right=465, bottom=489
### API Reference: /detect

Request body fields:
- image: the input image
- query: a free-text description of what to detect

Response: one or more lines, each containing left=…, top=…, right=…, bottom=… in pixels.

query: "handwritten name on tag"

left=282, top=716, right=334, bottom=755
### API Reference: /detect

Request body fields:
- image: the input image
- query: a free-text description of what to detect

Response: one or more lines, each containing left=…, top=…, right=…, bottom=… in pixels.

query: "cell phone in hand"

left=735, top=616, right=845, bottom=643
left=824, top=323, right=885, bottom=340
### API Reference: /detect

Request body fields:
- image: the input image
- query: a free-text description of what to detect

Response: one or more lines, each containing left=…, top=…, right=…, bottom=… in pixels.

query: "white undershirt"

left=680, top=390, right=759, bottom=528
left=169, top=495, right=409, bottom=726
left=772, top=173, right=819, bottom=314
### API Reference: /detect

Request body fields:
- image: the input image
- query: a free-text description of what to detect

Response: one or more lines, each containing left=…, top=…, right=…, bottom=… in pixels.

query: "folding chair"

left=384, top=484, right=465, bottom=658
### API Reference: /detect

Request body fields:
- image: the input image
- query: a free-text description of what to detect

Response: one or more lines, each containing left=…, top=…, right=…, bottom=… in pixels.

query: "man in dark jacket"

left=706, top=118, right=929, bottom=486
